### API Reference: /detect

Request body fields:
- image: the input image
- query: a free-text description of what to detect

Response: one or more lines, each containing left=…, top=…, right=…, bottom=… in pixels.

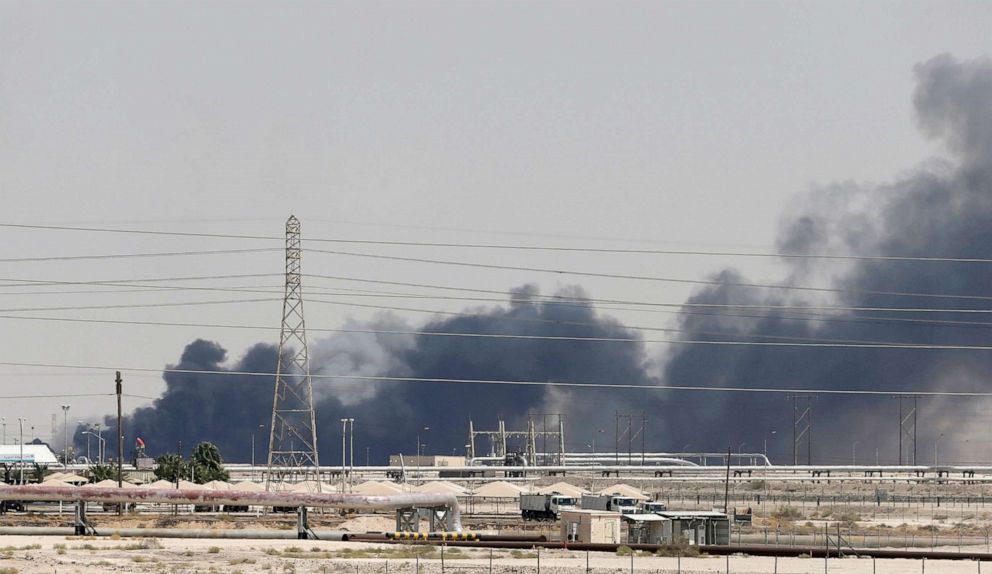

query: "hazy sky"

left=1, top=1, right=991, bottom=445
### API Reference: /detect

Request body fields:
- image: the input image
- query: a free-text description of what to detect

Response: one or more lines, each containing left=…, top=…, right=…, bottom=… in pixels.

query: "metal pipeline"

left=0, top=526, right=351, bottom=540
left=346, top=538, right=992, bottom=561
left=0, top=486, right=462, bottom=531
left=350, top=533, right=548, bottom=543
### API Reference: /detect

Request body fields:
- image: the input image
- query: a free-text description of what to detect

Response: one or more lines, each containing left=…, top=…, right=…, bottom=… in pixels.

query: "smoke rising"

left=658, top=54, right=992, bottom=463
left=83, top=54, right=992, bottom=466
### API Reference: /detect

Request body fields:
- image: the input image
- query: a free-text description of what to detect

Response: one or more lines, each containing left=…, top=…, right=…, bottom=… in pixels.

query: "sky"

left=1, top=1, right=991, bottom=461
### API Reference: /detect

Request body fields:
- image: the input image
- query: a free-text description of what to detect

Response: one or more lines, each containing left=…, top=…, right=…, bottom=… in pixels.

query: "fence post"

left=537, top=544, right=540, bottom=574
left=677, top=551, right=680, bottom=574
left=630, top=549, right=634, bottom=574
left=586, top=549, right=590, bottom=574
left=490, top=548, right=493, bottom=574
left=416, top=551, right=420, bottom=574
left=726, top=553, right=729, bottom=574
left=441, top=543, right=445, bottom=574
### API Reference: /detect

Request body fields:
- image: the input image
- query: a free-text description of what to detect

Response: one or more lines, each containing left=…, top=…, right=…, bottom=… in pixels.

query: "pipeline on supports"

left=0, top=485, right=463, bottom=532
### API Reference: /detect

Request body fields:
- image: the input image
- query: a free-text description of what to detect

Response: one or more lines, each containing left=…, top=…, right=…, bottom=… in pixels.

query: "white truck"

left=519, top=493, right=577, bottom=521
left=581, top=493, right=639, bottom=514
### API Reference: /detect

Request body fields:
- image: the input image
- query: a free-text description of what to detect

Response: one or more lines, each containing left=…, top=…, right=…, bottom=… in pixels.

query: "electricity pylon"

left=266, top=215, right=321, bottom=490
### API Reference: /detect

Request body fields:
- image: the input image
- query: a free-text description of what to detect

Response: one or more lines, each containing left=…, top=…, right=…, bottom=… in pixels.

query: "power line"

left=7, top=304, right=986, bottom=348
left=2, top=273, right=990, bottom=315
left=304, top=296, right=992, bottom=347
left=0, top=273, right=281, bottom=289
left=0, top=393, right=114, bottom=399
left=4, top=360, right=992, bottom=397
left=305, top=248, right=992, bottom=302
left=4, top=222, right=992, bottom=263
left=311, top=290, right=992, bottom=314
left=0, top=248, right=280, bottom=263
left=0, top=298, right=277, bottom=314
left=307, top=274, right=992, bottom=330
left=0, top=312, right=961, bottom=347
left=1, top=274, right=989, bottom=332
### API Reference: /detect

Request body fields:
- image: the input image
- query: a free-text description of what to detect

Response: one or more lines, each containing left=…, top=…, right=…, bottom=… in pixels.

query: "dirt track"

left=1, top=534, right=990, bottom=574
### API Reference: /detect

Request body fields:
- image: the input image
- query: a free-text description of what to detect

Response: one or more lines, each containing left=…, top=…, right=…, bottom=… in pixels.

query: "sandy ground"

left=1, top=535, right=991, bottom=574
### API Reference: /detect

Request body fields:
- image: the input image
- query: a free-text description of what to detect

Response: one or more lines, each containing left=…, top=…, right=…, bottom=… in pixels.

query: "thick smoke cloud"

left=86, top=284, right=658, bottom=463
left=84, top=54, right=992, bottom=466
left=659, top=54, right=992, bottom=463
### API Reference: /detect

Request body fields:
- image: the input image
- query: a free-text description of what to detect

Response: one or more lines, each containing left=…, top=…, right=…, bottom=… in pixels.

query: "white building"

left=0, top=444, right=60, bottom=465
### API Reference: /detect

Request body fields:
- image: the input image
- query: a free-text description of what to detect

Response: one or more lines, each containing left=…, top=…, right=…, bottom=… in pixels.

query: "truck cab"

left=610, top=496, right=639, bottom=514
left=548, top=494, right=577, bottom=514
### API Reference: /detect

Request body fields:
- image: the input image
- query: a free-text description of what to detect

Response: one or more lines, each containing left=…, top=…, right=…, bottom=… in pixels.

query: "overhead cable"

left=0, top=248, right=280, bottom=263
left=3, top=360, right=992, bottom=397
left=4, top=222, right=992, bottom=263
left=0, top=313, right=952, bottom=347
left=305, top=248, right=992, bottom=301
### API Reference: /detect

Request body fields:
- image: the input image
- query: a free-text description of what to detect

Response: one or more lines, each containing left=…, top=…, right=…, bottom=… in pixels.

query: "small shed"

left=623, top=513, right=672, bottom=544
left=655, top=511, right=731, bottom=545
left=560, top=510, right=621, bottom=544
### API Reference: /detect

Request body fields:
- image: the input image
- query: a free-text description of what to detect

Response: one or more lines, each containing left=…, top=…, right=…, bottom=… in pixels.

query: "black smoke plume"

left=83, top=284, right=659, bottom=463
left=659, top=54, right=992, bottom=464
left=81, top=54, right=992, bottom=466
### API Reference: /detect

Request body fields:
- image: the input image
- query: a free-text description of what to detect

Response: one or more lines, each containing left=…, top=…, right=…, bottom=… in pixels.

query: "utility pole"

left=61, top=405, right=70, bottom=468
left=116, top=371, right=123, bottom=492
left=723, top=444, right=732, bottom=514
left=17, top=418, right=25, bottom=484
left=348, top=418, right=355, bottom=486
left=340, top=418, right=347, bottom=492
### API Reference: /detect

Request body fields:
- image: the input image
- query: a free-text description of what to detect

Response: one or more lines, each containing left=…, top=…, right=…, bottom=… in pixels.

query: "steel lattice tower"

left=266, top=215, right=321, bottom=491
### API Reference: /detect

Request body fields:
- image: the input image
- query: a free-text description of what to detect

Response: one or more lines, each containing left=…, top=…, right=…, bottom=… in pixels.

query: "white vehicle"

left=581, top=494, right=639, bottom=514
left=637, top=501, right=667, bottom=513
left=520, top=493, right=577, bottom=521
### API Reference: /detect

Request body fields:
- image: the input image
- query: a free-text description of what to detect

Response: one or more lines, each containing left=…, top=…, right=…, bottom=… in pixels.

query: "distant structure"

left=468, top=414, right=565, bottom=465
left=266, top=215, right=321, bottom=490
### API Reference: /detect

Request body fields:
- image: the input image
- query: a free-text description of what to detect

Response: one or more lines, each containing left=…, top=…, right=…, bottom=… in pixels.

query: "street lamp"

left=348, top=418, right=355, bottom=485
left=416, top=426, right=430, bottom=483
left=61, top=405, right=70, bottom=468
left=17, top=418, right=26, bottom=484
left=95, top=423, right=103, bottom=464
left=763, top=431, right=777, bottom=459
left=78, top=420, right=89, bottom=462
left=82, top=431, right=105, bottom=466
